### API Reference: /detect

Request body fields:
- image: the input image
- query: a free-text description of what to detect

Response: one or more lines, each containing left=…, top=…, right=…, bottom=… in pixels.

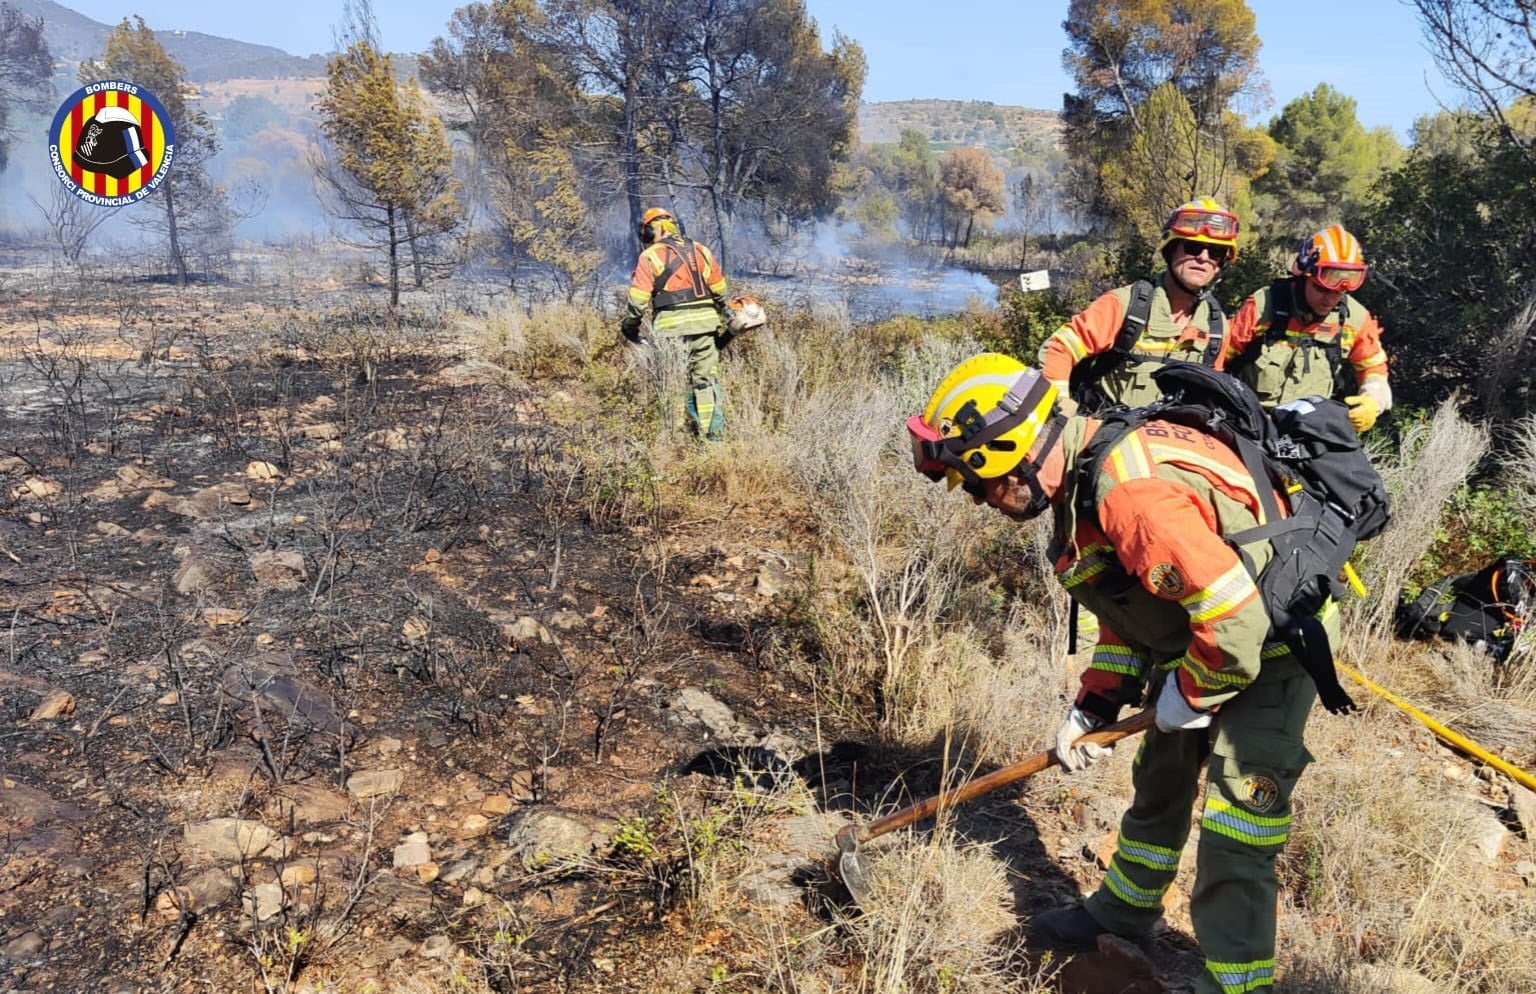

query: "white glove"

left=1155, top=670, right=1212, bottom=733
left=1054, top=707, right=1112, bottom=772
left=1049, top=380, right=1079, bottom=417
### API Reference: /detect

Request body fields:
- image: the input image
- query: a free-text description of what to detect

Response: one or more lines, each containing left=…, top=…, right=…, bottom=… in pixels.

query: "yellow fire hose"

left=1335, top=660, right=1536, bottom=793
left=1334, top=562, right=1536, bottom=792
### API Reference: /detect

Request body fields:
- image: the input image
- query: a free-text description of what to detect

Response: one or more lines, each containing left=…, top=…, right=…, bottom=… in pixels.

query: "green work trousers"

left=1086, top=654, right=1317, bottom=994
left=665, top=331, right=724, bottom=440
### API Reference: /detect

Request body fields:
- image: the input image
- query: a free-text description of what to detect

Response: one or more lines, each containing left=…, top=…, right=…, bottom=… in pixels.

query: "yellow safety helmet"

left=1159, top=196, right=1240, bottom=264
left=908, top=354, right=1060, bottom=503
left=638, top=206, right=677, bottom=244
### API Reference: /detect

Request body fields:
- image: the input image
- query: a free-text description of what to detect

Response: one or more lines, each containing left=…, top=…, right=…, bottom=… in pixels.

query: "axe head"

left=834, top=823, right=872, bottom=908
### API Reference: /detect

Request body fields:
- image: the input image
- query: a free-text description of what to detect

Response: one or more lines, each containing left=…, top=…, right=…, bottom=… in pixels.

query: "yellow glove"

left=1345, top=395, right=1379, bottom=433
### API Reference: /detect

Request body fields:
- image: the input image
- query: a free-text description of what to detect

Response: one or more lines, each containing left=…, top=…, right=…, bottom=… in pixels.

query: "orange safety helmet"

left=638, top=207, right=677, bottom=244
left=1159, top=196, right=1240, bottom=264
left=1291, top=224, right=1367, bottom=293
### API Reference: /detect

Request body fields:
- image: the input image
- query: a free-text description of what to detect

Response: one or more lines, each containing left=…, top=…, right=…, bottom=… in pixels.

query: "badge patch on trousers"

left=1148, top=563, right=1185, bottom=597
left=1241, top=774, right=1281, bottom=813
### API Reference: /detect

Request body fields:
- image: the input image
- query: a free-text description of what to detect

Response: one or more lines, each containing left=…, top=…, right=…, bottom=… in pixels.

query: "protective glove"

left=620, top=323, right=647, bottom=346
left=1344, top=394, right=1380, bottom=433
left=1053, top=706, right=1112, bottom=772
left=1154, top=670, right=1212, bottom=733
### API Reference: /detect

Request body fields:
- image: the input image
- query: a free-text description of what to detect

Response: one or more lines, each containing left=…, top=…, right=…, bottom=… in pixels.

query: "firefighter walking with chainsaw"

left=909, top=353, right=1358, bottom=994
left=621, top=207, right=732, bottom=441
left=1220, top=224, right=1392, bottom=432
left=1038, top=197, right=1238, bottom=413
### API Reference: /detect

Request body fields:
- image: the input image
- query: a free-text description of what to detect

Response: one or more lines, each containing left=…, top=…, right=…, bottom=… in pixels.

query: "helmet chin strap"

left=1008, top=413, right=1066, bottom=518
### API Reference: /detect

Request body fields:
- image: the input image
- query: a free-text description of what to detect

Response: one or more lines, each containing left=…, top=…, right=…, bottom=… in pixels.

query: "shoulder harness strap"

left=1115, top=279, right=1156, bottom=355
left=1066, top=280, right=1156, bottom=411
left=1199, top=291, right=1225, bottom=366
left=1227, top=278, right=1294, bottom=378
left=651, top=236, right=710, bottom=310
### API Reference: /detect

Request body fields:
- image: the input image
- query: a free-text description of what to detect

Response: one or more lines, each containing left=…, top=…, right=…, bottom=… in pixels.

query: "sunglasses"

left=1168, top=207, right=1239, bottom=240
left=1310, top=263, right=1367, bottom=293
left=1173, top=239, right=1233, bottom=264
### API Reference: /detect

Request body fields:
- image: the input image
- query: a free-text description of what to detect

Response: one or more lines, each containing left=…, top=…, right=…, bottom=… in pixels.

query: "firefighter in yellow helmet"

left=910, top=353, right=1323, bottom=994
left=1038, top=197, right=1238, bottom=414
left=1219, top=224, right=1392, bottom=432
left=621, top=207, right=732, bottom=441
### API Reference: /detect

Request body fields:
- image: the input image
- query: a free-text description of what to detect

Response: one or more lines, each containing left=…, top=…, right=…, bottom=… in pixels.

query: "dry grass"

left=1351, top=397, right=1489, bottom=646
left=434, top=295, right=1536, bottom=994
left=842, top=835, right=1029, bottom=994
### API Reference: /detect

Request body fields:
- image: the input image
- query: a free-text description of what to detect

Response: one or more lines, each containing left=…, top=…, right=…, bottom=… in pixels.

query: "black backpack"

left=1068, top=279, right=1226, bottom=413
left=1395, top=556, right=1535, bottom=662
left=1075, top=363, right=1391, bottom=714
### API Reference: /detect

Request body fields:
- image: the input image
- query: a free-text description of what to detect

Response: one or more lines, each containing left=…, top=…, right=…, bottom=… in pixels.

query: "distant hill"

left=16, top=0, right=328, bottom=80
left=857, top=99, right=1062, bottom=153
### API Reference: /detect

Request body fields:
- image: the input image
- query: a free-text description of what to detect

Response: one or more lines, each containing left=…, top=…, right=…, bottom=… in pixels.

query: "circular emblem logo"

left=48, top=80, right=175, bottom=207
left=1148, top=562, right=1185, bottom=597
left=1240, top=774, right=1281, bottom=813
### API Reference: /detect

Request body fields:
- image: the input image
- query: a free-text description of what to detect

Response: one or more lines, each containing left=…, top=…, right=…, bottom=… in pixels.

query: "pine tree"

left=314, top=37, right=464, bottom=309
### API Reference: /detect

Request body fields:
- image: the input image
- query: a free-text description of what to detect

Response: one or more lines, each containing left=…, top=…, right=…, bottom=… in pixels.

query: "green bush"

left=1410, top=483, right=1536, bottom=593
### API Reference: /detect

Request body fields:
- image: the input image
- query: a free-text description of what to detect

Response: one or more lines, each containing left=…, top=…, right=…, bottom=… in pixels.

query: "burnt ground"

left=0, top=272, right=1207, bottom=994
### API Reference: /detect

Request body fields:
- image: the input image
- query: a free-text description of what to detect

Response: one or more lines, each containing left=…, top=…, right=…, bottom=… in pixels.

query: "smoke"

left=738, top=217, right=1001, bottom=323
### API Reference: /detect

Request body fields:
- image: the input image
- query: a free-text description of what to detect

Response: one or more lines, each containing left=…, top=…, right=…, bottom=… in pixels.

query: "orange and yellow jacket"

left=1052, top=416, right=1288, bottom=722
left=1037, top=275, right=1223, bottom=408
left=1218, top=279, right=1390, bottom=410
left=622, top=234, right=728, bottom=338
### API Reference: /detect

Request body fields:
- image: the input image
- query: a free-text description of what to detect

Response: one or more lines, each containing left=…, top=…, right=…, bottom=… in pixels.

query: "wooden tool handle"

left=855, top=708, right=1155, bottom=844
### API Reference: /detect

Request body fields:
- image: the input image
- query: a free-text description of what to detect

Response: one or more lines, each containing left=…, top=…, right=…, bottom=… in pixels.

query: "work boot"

left=1029, top=903, right=1116, bottom=951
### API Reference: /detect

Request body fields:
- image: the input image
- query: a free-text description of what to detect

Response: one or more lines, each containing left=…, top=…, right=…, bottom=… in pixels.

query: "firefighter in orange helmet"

left=621, top=207, right=731, bottom=441
left=910, top=353, right=1324, bottom=994
left=1038, top=197, right=1238, bottom=414
left=1219, top=224, right=1392, bottom=432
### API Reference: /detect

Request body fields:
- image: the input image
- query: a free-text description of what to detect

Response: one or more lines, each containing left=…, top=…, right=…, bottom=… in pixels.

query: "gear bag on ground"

left=1395, top=556, right=1534, bottom=662
left=1079, top=363, right=1391, bottom=713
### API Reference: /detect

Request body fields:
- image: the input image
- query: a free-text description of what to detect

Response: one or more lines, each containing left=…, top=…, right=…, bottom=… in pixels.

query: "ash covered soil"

left=0, top=273, right=1202, bottom=994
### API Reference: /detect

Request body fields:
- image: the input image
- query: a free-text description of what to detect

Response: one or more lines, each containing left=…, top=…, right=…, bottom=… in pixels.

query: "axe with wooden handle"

left=833, top=709, right=1156, bottom=907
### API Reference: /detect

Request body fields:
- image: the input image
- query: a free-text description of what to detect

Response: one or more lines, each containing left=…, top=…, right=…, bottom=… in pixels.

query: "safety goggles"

left=907, top=414, right=949, bottom=481
left=1167, top=208, right=1238, bottom=241
left=1309, top=263, right=1367, bottom=293
left=1172, top=239, right=1233, bottom=264
left=907, top=414, right=996, bottom=499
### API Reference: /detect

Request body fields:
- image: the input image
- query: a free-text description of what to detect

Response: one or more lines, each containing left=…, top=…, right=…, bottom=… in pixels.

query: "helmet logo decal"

left=1240, top=774, right=1281, bottom=813
left=49, top=81, right=175, bottom=207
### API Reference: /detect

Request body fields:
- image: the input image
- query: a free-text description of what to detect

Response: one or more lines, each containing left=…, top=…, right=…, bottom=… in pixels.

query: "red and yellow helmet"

left=908, top=353, right=1059, bottom=494
left=638, top=207, right=676, bottom=244
left=1159, top=196, right=1240, bottom=263
left=1291, top=224, right=1367, bottom=293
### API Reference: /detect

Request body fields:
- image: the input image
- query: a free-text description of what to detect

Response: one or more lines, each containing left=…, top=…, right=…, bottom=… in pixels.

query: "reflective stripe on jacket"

left=625, top=235, right=728, bottom=338
left=1054, top=418, right=1281, bottom=717
left=1038, top=275, right=1223, bottom=408
left=1219, top=283, right=1389, bottom=408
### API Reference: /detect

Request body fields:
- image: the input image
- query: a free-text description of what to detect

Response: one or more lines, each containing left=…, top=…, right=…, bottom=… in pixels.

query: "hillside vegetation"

left=0, top=259, right=1532, bottom=994
left=858, top=99, right=1063, bottom=153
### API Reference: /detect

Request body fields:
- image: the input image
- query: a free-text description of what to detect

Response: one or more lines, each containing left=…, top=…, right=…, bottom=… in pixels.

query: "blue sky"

left=61, top=0, right=1457, bottom=140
